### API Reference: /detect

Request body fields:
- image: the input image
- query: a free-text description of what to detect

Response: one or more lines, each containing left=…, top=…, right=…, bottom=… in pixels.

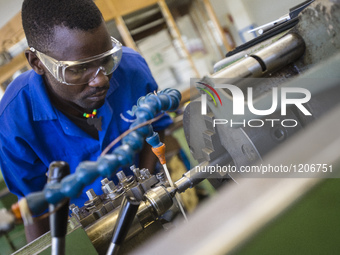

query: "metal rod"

left=212, top=33, right=305, bottom=82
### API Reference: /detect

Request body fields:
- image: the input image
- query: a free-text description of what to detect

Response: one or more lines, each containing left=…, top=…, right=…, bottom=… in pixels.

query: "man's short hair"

left=22, top=0, right=103, bottom=52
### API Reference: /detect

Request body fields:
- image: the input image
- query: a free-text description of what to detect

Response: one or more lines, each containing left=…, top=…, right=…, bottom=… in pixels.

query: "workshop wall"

left=0, top=0, right=22, bottom=28
left=209, top=0, right=307, bottom=44
left=243, top=0, right=302, bottom=26
left=0, top=0, right=308, bottom=46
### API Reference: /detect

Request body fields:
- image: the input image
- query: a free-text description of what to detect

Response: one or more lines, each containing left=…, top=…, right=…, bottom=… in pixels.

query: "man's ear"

left=25, top=49, right=45, bottom=75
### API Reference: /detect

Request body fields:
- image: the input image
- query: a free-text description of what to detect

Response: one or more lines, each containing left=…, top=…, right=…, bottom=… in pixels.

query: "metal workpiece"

left=211, top=33, right=305, bottom=82
left=166, top=186, right=177, bottom=197
left=212, top=54, right=262, bottom=83
left=143, top=186, right=174, bottom=218
left=135, top=201, right=156, bottom=228
left=251, top=33, right=305, bottom=73
left=174, top=169, right=204, bottom=194
left=175, top=153, right=233, bottom=193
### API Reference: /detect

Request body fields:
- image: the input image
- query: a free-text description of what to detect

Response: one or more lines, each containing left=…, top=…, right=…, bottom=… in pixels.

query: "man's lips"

left=87, top=88, right=108, bottom=100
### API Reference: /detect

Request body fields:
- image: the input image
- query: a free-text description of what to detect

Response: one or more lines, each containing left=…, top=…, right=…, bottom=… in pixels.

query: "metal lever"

left=48, top=161, right=70, bottom=255
left=106, top=196, right=140, bottom=255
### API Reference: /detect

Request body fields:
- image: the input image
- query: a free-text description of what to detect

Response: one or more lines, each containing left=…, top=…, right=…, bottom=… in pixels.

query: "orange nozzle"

left=152, top=143, right=166, bottom=165
left=11, top=202, right=22, bottom=221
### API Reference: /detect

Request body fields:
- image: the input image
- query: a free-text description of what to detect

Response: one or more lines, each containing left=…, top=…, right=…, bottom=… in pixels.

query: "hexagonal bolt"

left=102, top=180, right=116, bottom=193
left=131, top=165, right=141, bottom=178
left=86, top=188, right=97, bottom=200
left=144, top=169, right=151, bottom=178
left=101, top=178, right=110, bottom=185
left=116, top=171, right=127, bottom=182
left=156, top=172, right=165, bottom=182
left=69, top=204, right=80, bottom=215
left=140, top=169, right=151, bottom=179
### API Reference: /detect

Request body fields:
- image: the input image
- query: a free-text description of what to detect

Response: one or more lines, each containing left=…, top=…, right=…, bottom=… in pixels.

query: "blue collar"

left=29, top=72, right=58, bottom=121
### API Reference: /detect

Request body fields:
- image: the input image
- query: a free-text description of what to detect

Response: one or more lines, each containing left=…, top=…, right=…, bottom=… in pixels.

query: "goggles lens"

left=30, top=37, right=122, bottom=85
left=63, top=50, right=121, bottom=85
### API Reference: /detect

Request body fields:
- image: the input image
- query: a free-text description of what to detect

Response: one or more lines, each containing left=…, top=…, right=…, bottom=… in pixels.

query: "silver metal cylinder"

left=175, top=162, right=211, bottom=193
left=106, top=242, right=119, bottom=255
left=51, top=237, right=65, bottom=255
left=143, top=186, right=173, bottom=217
left=212, top=55, right=263, bottom=83
left=175, top=153, right=232, bottom=193
left=253, top=33, right=305, bottom=72
left=211, top=33, right=305, bottom=82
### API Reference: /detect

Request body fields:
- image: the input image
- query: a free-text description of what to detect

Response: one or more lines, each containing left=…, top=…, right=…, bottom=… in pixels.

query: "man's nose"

left=88, top=67, right=109, bottom=87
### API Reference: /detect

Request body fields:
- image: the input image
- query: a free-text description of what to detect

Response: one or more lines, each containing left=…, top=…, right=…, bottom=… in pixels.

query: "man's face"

left=42, top=23, right=113, bottom=111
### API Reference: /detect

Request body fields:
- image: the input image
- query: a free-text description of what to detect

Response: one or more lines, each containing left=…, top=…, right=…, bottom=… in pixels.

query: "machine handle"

left=48, top=161, right=70, bottom=238
left=107, top=196, right=140, bottom=255
left=48, top=161, right=70, bottom=255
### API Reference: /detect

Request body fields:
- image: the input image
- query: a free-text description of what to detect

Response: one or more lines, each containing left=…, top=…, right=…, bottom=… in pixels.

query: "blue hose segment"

left=122, top=131, right=144, bottom=151
left=60, top=175, right=84, bottom=199
left=97, top=154, right=120, bottom=177
left=76, top=161, right=100, bottom=185
left=146, top=132, right=162, bottom=148
left=28, top=89, right=181, bottom=212
left=26, top=191, right=50, bottom=216
left=44, top=182, right=65, bottom=205
left=114, top=144, right=135, bottom=166
left=130, top=119, right=153, bottom=137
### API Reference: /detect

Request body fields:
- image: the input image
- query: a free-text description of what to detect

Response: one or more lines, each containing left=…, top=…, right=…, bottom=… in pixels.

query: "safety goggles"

left=30, top=37, right=122, bottom=85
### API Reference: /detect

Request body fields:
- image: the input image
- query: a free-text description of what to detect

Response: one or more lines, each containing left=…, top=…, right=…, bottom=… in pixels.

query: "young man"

left=0, top=0, right=172, bottom=241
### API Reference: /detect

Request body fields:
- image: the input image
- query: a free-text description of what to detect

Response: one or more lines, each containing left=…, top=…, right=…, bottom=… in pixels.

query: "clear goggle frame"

left=30, top=37, right=122, bottom=85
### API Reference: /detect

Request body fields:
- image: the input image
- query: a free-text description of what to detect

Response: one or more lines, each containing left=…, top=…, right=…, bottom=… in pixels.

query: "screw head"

left=116, top=171, right=127, bottom=182
left=86, top=189, right=97, bottom=200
